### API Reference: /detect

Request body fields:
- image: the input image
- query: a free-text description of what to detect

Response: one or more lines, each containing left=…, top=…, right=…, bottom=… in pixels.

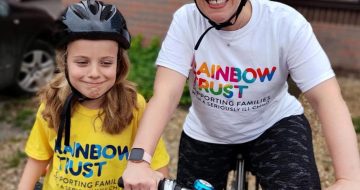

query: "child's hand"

left=122, top=161, right=164, bottom=190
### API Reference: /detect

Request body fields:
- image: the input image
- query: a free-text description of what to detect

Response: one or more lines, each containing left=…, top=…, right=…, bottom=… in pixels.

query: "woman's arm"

left=156, top=166, right=170, bottom=178
left=18, top=157, right=50, bottom=190
left=122, top=66, right=187, bottom=190
left=133, top=66, right=187, bottom=156
left=304, top=77, right=360, bottom=189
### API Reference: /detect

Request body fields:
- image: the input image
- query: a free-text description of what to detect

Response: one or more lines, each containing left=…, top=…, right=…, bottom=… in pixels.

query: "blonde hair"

left=38, top=45, right=138, bottom=134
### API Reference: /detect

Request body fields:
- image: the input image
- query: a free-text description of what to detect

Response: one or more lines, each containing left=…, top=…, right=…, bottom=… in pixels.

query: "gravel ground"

left=0, top=75, right=359, bottom=189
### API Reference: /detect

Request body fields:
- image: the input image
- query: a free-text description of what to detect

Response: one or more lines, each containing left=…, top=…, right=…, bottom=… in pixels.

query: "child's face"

left=66, top=39, right=118, bottom=101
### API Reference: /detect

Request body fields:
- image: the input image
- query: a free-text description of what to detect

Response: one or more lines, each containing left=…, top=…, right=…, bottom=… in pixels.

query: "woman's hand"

left=326, top=178, right=360, bottom=190
left=122, top=161, right=164, bottom=190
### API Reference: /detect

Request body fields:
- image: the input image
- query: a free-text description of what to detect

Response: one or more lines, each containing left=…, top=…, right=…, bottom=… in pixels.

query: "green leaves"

left=353, top=117, right=360, bottom=134
left=127, top=35, right=160, bottom=100
left=127, top=35, right=191, bottom=105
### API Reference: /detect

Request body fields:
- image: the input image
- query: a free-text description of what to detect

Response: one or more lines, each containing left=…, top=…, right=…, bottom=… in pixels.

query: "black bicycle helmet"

left=54, top=0, right=131, bottom=49
left=194, top=0, right=248, bottom=50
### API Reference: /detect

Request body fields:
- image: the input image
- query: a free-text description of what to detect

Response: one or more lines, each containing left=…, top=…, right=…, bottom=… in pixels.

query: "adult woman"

left=123, top=0, right=360, bottom=189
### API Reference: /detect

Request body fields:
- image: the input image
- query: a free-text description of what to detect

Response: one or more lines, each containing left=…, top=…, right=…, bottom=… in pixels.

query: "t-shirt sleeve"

left=156, top=6, right=194, bottom=77
left=150, top=137, right=170, bottom=171
left=25, top=104, right=53, bottom=160
left=286, top=20, right=335, bottom=92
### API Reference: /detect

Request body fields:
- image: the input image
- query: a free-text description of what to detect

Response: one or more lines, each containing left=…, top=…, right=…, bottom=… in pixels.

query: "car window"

left=0, top=0, right=9, bottom=17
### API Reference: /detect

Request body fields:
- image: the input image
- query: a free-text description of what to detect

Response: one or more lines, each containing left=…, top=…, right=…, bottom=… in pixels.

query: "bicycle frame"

left=234, top=154, right=246, bottom=190
left=231, top=153, right=260, bottom=190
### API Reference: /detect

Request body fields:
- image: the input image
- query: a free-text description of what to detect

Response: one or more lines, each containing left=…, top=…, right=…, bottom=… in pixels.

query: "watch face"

left=129, top=148, right=144, bottom=161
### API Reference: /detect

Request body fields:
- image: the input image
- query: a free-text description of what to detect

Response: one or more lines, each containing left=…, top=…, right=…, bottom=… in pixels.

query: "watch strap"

left=142, top=151, right=152, bottom=164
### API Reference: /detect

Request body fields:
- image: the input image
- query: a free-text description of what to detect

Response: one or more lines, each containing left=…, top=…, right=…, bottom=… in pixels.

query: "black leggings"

left=176, top=114, right=321, bottom=190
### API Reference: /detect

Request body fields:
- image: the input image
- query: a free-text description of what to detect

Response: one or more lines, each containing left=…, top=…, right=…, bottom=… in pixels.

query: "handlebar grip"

left=118, top=177, right=125, bottom=188
left=158, top=179, right=165, bottom=190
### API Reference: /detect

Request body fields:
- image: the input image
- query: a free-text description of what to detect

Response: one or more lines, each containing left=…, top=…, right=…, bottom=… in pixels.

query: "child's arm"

left=304, top=77, right=360, bottom=189
left=18, top=157, right=50, bottom=190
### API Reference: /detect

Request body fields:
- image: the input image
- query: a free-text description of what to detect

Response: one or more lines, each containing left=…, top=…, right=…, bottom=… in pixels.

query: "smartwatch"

left=128, top=148, right=152, bottom=164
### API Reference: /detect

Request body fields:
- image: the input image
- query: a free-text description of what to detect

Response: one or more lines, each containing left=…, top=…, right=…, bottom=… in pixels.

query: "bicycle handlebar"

left=118, top=177, right=214, bottom=190
left=118, top=177, right=190, bottom=190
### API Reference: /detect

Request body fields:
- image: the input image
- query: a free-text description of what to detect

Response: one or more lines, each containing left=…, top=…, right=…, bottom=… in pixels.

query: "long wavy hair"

left=38, top=44, right=138, bottom=134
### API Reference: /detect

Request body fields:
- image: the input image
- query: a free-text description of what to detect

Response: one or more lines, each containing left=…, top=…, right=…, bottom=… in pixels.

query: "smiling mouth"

left=83, top=81, right=104, bottom=86
left=206, top=0, right=228, bottom=5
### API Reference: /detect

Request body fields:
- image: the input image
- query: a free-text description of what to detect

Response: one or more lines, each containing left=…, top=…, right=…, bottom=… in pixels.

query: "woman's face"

left=195, top=0, right=241, bottom=24
left=66, top=39, right=118, bottom=103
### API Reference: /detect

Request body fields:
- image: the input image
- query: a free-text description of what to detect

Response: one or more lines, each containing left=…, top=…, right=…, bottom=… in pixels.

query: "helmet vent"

left=100, top=5, right=114, bottom=21
left=88, top=2, right=99, bottom=15
left=71, top=4, right=89, bottom=19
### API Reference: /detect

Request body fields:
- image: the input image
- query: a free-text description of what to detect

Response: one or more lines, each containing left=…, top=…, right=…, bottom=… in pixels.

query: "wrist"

left=127, top=160, right=151, bottom=167
left=128, top=148, right=152, bottom=164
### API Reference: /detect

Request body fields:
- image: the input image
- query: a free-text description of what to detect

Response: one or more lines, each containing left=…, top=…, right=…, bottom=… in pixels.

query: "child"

left=18, top=0, right=169, bottom=189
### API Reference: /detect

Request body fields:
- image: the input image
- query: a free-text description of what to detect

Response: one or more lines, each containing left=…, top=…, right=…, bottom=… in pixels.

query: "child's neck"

left=80, top=97, right=104, bottom=110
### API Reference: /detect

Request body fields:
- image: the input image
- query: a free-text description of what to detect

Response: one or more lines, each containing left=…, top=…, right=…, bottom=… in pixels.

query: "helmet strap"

left=55, top=68, right=110, bottom=150
left=194, top=0, right=248, bottom=50
left=64, top=68, right=91, bottom=102
left=55, top=92, right=74, bottom=152
left=55, top=65, right=114, bottom=150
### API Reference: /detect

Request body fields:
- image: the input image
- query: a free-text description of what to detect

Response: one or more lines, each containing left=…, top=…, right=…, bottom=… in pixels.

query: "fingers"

left=121, top=162, right=162, bottom=190
left=155, top=171, right=164, bottom=179
left=123, top=174, right=159, bottom=190
left=150, top=172, right=164, bottom=190
left=124, top=179, right=158, bottom=190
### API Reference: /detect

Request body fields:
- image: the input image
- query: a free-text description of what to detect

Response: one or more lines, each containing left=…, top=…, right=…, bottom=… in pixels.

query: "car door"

left=0, top=0, right=18, bottom=89
left=0, top=0, right=59, bottom=93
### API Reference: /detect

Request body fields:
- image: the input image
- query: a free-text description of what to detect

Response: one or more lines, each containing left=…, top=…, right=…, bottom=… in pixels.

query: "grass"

left=9, top=137, right=24, bottom=143
left=353, top=116, right=360, bottom=133
left=0, top=113, right=5, bottom=122
left=14, top=109, right=35, bottom=130
left=0, top=97, right=36, bottom=130
left=3, top=150, right=27, bottom=169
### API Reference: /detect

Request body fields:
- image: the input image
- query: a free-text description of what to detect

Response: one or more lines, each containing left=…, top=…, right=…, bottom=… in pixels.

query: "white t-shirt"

left=156, top=0, right=334, bottom=144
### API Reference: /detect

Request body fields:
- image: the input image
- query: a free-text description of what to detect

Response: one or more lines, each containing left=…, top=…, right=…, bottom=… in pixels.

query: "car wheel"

left=14, top=40, right=56, bottom=95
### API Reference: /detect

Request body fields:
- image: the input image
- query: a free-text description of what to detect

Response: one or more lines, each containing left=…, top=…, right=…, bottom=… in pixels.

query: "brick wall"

left=312, top=22, right=360, bottom=72
left=115, top=0, right=192, bottom=44
left=62, top=0, right=359, bottom=71
left=63, top=0, right=192, bottom=43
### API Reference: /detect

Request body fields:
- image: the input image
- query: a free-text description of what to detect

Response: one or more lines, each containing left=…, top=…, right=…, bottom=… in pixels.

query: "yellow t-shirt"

left=25, top=94, right=170, bottom=190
